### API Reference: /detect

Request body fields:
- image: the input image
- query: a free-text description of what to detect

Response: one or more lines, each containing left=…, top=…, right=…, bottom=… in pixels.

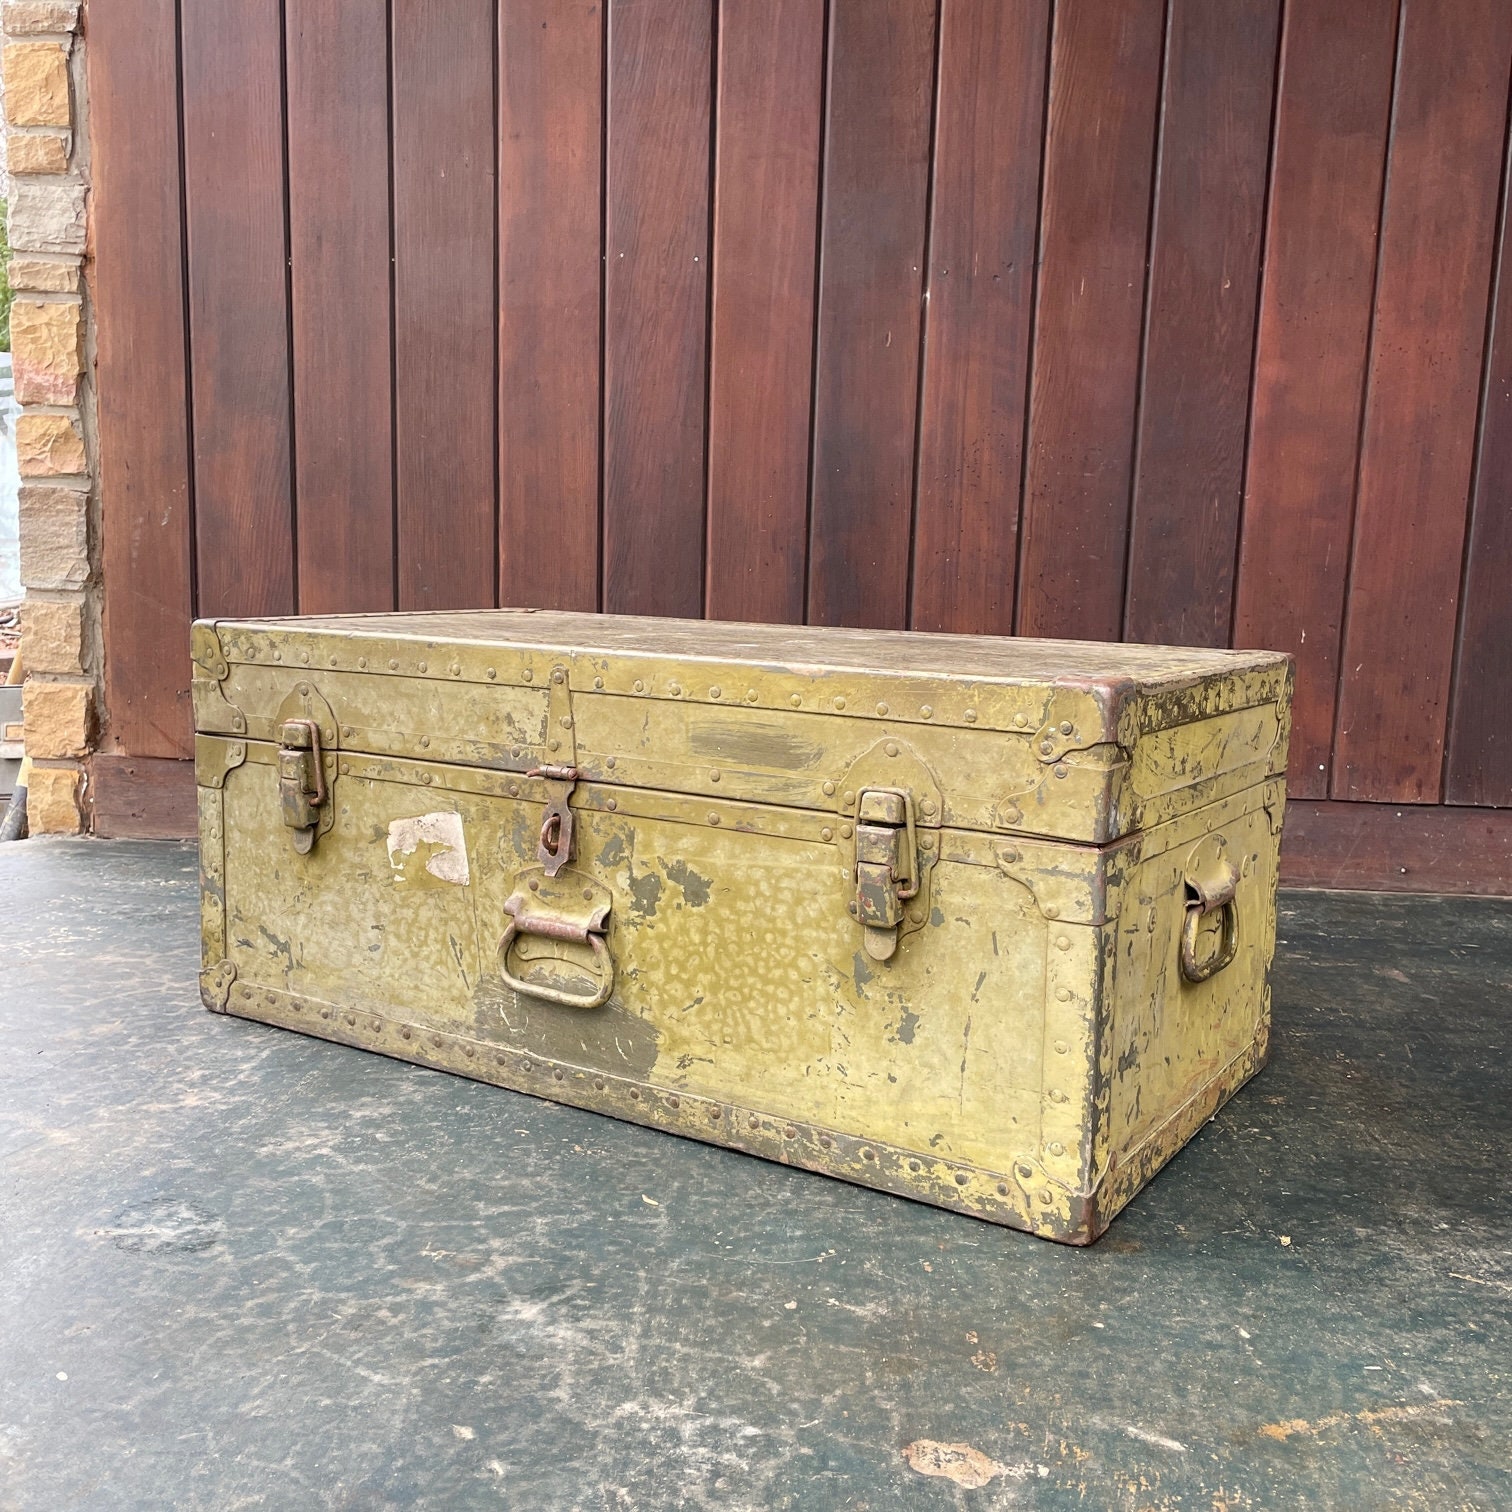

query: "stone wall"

left=5, top=0, right=93, bottom=832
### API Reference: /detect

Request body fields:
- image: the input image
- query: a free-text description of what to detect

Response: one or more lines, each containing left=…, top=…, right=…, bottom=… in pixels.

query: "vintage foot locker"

left=193, top=611, right=1292, bottom=1244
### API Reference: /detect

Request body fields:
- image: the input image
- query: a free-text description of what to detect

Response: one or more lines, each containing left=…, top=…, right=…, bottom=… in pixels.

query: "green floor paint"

left=1, top=839, right=1507, bottom=1510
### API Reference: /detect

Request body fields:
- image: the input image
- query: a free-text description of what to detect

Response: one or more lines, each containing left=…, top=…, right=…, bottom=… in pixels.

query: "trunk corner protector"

left=195, top=734, right=248, bottom=789
left=191, top=620, right=230, bottom=682
left=1035, top=677, right=1136, bottom=764
left=199, top=959, right=237, bottom=1013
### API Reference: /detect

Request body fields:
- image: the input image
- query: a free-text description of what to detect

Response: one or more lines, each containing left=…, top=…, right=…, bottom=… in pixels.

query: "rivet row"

left=232, top=989, right=1046, bottom=1212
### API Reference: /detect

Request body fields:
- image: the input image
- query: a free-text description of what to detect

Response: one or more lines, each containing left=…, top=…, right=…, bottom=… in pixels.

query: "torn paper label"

left=387, top=811, right=470, bottom=886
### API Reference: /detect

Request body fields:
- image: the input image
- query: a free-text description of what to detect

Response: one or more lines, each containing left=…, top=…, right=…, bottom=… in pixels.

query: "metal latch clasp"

left=852, top=787, right=919, bottom=961
left=529, top=763, right=579, bottom=877
left=278, top=718, right=327, bottom=853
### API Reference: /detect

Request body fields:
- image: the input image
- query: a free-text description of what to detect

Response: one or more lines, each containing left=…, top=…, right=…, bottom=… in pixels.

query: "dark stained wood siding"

left=806, top=0, right=936, bottom=630
left=89, top=0, right=1512, bottom=883
left=1234, top=0, right=1397, bottom=800
left=91, top=0, right=196, bottom=757
left=1448, top=107, right=1512, bottom=808
left=180, top=0, right=295, bottom=625
left=393, top=0, right=498, bottom=611
left=497, top=0, right=604, bottom=613
left=704, top=0, right=824, bottom=625
left=1331, top=0, right=1512, bottom=803
left=285, top=0, right=396, bottom=614
left=1018, top=0, right=1164, bottom=644
left=910, top=0, right=1048, bottom=637
left=1122, top=0, right=1281, bottom=649
left=601, top=0, right=713, bottom=617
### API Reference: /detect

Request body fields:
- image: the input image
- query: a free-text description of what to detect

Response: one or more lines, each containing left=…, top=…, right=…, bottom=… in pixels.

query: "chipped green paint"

left=663, top=858, right=713, bottom=908
left=626, top=867, right=663, bottom=919
left=194, top=610, right=1291, bottom=1243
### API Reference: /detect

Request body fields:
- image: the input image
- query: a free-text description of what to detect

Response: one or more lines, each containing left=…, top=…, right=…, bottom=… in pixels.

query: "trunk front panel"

left=206, top=742, right=1105, bottom=1236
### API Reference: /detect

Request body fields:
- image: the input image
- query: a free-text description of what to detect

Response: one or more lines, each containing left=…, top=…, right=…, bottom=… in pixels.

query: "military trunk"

left=193, top=611, right=1292, bottom=1243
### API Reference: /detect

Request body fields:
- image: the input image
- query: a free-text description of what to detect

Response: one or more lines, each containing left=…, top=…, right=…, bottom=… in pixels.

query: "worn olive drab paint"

left=192, top=611, right=1292, bottom=1244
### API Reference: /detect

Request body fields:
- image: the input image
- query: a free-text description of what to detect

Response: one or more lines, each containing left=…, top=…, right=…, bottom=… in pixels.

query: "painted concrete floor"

left=1, top=839, right=1508, bottom=1512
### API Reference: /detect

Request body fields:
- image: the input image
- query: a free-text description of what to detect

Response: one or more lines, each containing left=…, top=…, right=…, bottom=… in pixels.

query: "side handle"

left=1180, top=841, right=1240, bottom=984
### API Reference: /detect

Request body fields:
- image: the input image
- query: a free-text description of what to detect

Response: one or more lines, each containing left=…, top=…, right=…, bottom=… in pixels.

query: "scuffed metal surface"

left=191, top=611, right=1295, bottom=1245
left=207, top=747, right=1283, bottom=1240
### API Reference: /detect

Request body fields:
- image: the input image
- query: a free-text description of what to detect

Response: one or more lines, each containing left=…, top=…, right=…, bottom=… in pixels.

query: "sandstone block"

left=3, top=3, right=80, bottom=36
left=8, top=255, right=79, bottom=292
left=23, top=677, right=91, bottom=758
left=25, top=761, right=82, bottom=833
left=10, top=297, right=81, bottom=404
left=17, top=411, right=86, bottom=476
left=6, top=127, right=67, bottom=172
left=22, top=595, right=84, bottom=674
left=19, top=482, right=88, bottom=588
left=3, top=40, right=69, bottom=125
left=8, top=179, right=86, bottom=253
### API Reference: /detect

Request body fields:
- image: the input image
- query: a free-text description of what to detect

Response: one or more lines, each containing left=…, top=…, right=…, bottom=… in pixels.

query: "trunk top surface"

left=214, top=609, right=1285, bottom=689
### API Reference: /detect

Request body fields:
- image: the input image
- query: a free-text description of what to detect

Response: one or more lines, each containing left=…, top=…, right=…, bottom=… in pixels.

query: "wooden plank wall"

left=90, top=0, right=1512, bottom=883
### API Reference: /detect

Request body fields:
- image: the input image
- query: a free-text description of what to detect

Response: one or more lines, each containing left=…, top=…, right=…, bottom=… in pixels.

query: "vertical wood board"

left=910, top=0, right=1049, bottom=637
left=393, top=0, right=497, bottom=612
left=90, top=0, right=196, bottom=757
left=181, top=0, right=295, bottom=623
left=1333, top=0, right=1512, bottom=801
left=602, top=0, right=713, bottom=617
left=1018, top=0, right=1165, bottom=643
left=498, top=0, right=605, bottom=612
left=1124, top=0, right=1281, bottom=648
left=704, top=0, right=824, bottom=625
left=806, top=0, right=937, bottom=629
left=1234, top=0, right=1396, bottom=799
left=286, top=0, right=396, bottom=613
left=1447, top=117, right=1512, bottom=806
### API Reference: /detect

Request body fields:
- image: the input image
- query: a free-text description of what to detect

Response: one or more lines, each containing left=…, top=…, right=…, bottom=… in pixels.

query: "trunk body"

left=193, top=611, right=1291, bottom=1243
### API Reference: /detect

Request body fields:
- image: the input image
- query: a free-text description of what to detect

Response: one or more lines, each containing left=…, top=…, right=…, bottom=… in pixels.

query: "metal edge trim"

left=217, top=982, right=1097, bottom=1244
left=1087, top=1021, right=1271, bottom=1238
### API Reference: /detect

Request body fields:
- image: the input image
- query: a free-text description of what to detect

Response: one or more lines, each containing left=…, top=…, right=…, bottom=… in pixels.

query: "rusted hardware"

left=852, top=787, right=920, bottom=962
left=503, top=763, right=612, bottom=1006
left=529, top=764, right=579, bottom=877
left=500, top=867, right=614, bottom=1009
left=277, top=718, right=326, bottom=853
left=1180, top=844, right=1239, bottom=983
left=498, top=920, right=613, bottom=1008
